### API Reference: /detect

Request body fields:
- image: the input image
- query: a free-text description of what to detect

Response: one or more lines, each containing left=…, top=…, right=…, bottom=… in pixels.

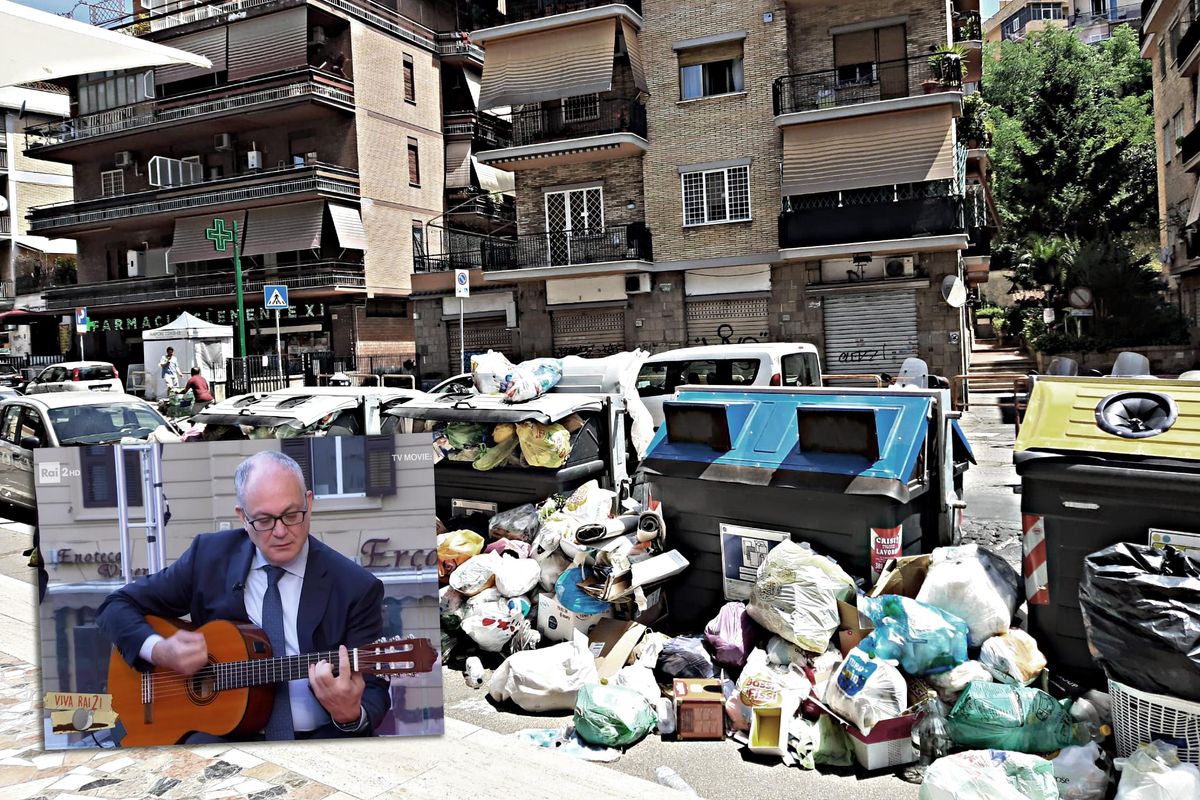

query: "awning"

left=781, top=106, right=956, bottom=196
left=14, top=235, right=77, bottom=255
left=0, top=0, right=211, bottom=88
left=1187, top=180, right=1200, bottom=226
left=155, top=27, right=225, bottom=85
left=478, top=18, right=618, bottom=109
left=227, top=6, right=306, bottom=82
left=464, top=70, right=481, bottom=109
left=446, top=140, right=473, bottom=189
left=621, top=20, right=648, bottom=94
left=472, top=156, right=514, bottom=195
left=169, top=211, right=246, bottom=264
left=328, top=203, right=367, bottom=251
left=241, top=201, right=324, bottom=257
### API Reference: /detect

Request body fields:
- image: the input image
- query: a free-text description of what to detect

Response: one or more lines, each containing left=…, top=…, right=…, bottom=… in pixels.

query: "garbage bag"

left=505, top=358, right=564, bottom=403
left=916, top=545, right=1020, bottom=647
left=1114, top=740, right=1200, bottom=800
left=790, top=715, right=855, bottom=771
left=859, top=594, right=970, bottom=676
left=437, top=530, right=485, bottom=582
left=704, top=602, right=756, bottom=669
left=926, top=660, right=994, bottom=705
left=515, top=728, right=622, bottom=763
left=765, top=635, right=811, bottom=669
left=485, top=538, right=533, bottom=559
left=473, top=436, right=519, bottom=471
left=538, top=550, right=572, bottom=593
left=471, top=350, right=515, bottom=395
left=516, top=421, right=573, bottom=468
left=494, top=557, right=541, bottom=598
left=823, top=646, right=907, bottom=735
left=461, top=595, right=529, bottom=652
left=1053, top=742, right=1110, bottom=800
left=1080, top=543, right=1200, bottom=702
left=490, top=639, right=599, bottom=712
left=439, top=586, right=468, bottom=633
left=612, top=665, right=660, bottom=706
left=746, top=540, right=856, bottom=653
left=919, top=750, right=1059, bottom=800
left=573, top=684, right=657, bottom=748
left=657, top=635, right=717, bottom=679
left=493, top=422, right=516, bottom=443
left=449, top=552, right=500, bottom=596
left=980, top=629, right=1047, bottom=687
left=489, top=504, right=541, bottom=542
left=445, top=421, right=487, bottom=450
left=947, top=682, right=1085, bottom=754
left=555, top=567, right=612, bottom=615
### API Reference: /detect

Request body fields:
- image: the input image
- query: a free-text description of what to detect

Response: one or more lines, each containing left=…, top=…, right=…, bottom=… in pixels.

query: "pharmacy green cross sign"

left=205, top=218, right=235, bottom=252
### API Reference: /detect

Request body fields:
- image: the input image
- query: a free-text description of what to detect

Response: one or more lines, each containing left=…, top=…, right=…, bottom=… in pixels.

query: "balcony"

left=443, top=110, right=513, bottom=151
left=435, top=32, right=485, bottom=65
left=445, top=191, right=516, bottom=224
left=1182, top=125, right=1200, bottom=172
left=476, top=98, right=647, bottom=171
left=416, top=223, right=651, bottom=277
left=0, top=148, right=7, bottom=170
left=1172, top=0, right=1200, bottom=74
left=40, top=260, right=364, bottom=311
left=773, top=56, right=962, bottom=119
left=1070, top=3, right=1142, bottom=28
left=28, top=162, right=358, bottom=234
left=779, top=182, right=966, bottom=253
left=24, top=69, right=354, bottom=155
left=955, top=11, right=983, bottom=42
left=0, top=217, right=10, bottom=234
left=501, top=0, right=641, bottom=24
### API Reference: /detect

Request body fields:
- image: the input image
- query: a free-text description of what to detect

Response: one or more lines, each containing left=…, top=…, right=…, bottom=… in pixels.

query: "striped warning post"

left=1022, top=513, right=1050, bottom=605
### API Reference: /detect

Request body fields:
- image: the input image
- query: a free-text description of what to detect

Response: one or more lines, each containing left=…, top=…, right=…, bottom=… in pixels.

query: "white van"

left=636, top=343, right=822, bottom=427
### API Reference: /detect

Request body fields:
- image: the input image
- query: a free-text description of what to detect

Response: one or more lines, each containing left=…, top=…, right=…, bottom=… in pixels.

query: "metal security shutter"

left=822, top=290, right=919, bottom=375
left=447, top=317, right=513, bottom=372
left=227, top=7, right=307, bottom=81
left=685, top=296, right=769, bottom=347
left=156, top=28, right=226, bottom=85
left=552, top=308, right=625, bottom=357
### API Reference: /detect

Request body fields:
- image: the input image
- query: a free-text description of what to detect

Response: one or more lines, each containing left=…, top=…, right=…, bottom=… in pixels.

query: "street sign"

left=1042, top=308, right=1055, bottom=324
left=263, top=285, right=289, bottom=309
left=74, top=307, right=88, bottom=331
left=454, top=269, right=470, bottom=299
left=1069, top=308, right=1094, bottom=317
left=1068, top=286, right=1094, bottom=309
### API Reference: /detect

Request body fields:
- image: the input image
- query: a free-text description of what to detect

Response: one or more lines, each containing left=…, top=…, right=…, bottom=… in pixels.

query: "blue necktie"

left=261, top=565, right=294, bottom=741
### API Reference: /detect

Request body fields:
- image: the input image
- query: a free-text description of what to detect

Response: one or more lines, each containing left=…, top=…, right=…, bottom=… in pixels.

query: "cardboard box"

left=610, top=587, right=668, bottom=627
left=826, top=676, right=932, bottom=771
left=869, top=554, right=931, bottom=599
left=673, top=679, right=725, bottom=740
left=579, top=550, right=690, bottom=602
left=837, top=599, right=874, bottom=657
left=587, top=618, right=646, bottom=680
left=536, top=593, right=611, bottom=643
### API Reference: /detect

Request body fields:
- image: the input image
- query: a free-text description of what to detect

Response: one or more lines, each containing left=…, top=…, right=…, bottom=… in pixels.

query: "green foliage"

left=959, top=93, right=994, bottom=146
left=975, top=305, right=1006, bottom=319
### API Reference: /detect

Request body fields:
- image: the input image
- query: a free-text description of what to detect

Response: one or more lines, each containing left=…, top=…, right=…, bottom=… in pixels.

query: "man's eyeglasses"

left=246, top=506, right=309, bottom=532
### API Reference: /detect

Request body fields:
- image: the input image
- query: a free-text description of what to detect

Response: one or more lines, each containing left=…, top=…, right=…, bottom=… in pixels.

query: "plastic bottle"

left=656, top=696, right=677, bottom=736
left=654, top=766, right=697, bottom=795
left=463, top=656, right=484, bottom=688
left=1068, top=696, right=1111, bottom=743
left=909, top=691, right=951, bottom=777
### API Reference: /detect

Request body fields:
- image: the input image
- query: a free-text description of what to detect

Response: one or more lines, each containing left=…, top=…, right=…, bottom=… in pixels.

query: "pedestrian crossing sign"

left=263, top=285, right=289, bottom=309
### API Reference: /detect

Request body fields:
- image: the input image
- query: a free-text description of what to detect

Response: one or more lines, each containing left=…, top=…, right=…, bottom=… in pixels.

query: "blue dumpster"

left=641, top=386, right=973, bottom=629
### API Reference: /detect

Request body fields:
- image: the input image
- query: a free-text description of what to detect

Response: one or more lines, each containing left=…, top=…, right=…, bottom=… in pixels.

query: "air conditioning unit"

left=246, top=150, right=264, bottom=170
left=305, top=151, right=318, bottom=164
left=126, top=249, right=144, bottom=277
left=213, top=132, right=233, bottom=151
left=885, top=256, right=915, bottom=278
left=625, top=273, right=651, bottom=294
left=114, top=151, right=134, bottom=168
left=309, top=25, right=327, bottom=45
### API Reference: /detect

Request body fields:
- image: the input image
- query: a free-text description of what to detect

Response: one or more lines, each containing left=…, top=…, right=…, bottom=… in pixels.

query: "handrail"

left=505, top=97, right=646, bottom=148
left=773, top=55, right=963, bottom=116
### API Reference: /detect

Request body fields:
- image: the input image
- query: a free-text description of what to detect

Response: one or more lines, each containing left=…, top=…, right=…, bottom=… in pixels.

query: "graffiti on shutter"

left=823, top=290, right=919, bottom=376
left=686, top=297, right=770, bottom=346
left=552, top=310, right=625, bottom=358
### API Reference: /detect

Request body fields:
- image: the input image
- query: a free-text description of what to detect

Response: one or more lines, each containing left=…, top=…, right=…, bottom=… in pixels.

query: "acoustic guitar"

left=107, top=615, right=438, bottom=746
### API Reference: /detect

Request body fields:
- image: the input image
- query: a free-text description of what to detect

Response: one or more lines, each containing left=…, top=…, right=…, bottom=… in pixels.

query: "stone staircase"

left=966, top=342, right=1037, bottom=395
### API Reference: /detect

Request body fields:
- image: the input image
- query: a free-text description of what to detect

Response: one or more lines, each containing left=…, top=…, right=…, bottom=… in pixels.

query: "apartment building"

left=1144, top=0, right=1200, bottom=341
left=984, top=0, right=1143, bottom=44
left=411, top=0, right=992, bottom=381
left=21, top=0, right=493, bottom=371
left=1, top=84, right=76, bottom=356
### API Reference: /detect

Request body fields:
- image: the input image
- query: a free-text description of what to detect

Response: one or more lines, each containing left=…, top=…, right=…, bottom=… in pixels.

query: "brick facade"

left=786, top=0, right=950, bottom=76
left=514, top=156, right=645, bottom=234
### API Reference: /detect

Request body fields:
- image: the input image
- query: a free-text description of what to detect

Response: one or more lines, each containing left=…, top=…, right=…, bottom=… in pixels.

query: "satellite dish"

left=941, top=275, right=968, bottom=308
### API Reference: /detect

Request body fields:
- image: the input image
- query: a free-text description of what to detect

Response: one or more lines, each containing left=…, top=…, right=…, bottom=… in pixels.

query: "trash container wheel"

left=1094, top=391, right=1178, bottom=439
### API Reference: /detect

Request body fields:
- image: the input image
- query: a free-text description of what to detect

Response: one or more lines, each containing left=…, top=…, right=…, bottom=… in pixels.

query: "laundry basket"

left=1110, top=679, right=1200, bottom=766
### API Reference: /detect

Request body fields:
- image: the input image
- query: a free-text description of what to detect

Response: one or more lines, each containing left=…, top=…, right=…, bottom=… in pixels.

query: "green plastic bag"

left=473, top=436, right=518, bottom=471
left=948, top=682, right=1085, bottom=754
left=791, top=715, right=854, bottom=770
left=573, top=684, right=657, bottom=748
left=446, top=422, right=487, bottom=449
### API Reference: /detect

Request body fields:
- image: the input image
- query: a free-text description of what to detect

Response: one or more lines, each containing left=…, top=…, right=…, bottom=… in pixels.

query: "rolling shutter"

left=241, top=201, right=324, bottom=257
left=447, top=317, right=512, bottom=373
left=155, top=28, right=226, bottom=85
left=227, top=7, right=308, bottom=81
left=685, top=296, right=769, bottom=346
left=80, top=447, right=143, bottom=508
left=822, top=290, right=919, bottom=376
left=478, top=19, right=617, bottom=109
left=552, top=308, right=625, bottom=357
left=445, top=140, right=473, bottom=189
left=365, top=436, right=396, bottom=497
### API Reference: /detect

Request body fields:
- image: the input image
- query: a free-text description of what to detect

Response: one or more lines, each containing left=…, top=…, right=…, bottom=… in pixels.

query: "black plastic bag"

left=1079, top=543, right=1200, bottom=701
left=656, top=635, right=717, bottom=679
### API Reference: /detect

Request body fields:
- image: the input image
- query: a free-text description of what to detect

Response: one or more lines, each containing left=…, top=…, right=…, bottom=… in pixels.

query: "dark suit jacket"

left=96, top=528, right=391, bottom=734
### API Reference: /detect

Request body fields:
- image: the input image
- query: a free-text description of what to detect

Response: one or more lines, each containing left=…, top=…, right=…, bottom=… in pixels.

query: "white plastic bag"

left=916, top=545, right=1020, bottom=647
left=489, top=639, right=599, bottom=712
left=493, top=557, right=541, bottom=598
left=746, top=540, right=856, bottom=653
left=925, top=660, right=993, bottom=704
left=449, top=552, right=501, bottom=596
left=612, top=664, right=660, bottom=706
left=471, top=350, right=515, bottom=394
left=504, top=358, right=563, bottom=403
left=1115, top=741, right=1200, bottom=800
left=1053, top=743, right=1110, bottom=800
left=822, top=646, right=907, bottom=736
left=980, top=629, right=1048, bottom=686
left=920, top=750, right=1059, bottom=800
left=460, top=595, right=527, bottom=652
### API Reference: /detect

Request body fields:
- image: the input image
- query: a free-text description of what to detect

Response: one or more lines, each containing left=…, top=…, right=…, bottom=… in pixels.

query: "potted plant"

left=959, top=93, right=992, bottom=148
left=927, top=45, right=966, bottom=93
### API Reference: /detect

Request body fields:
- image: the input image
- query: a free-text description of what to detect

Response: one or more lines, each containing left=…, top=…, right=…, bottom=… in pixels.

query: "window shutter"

left=81, top=447, right=142, bottom=508
left=364, top=436, right=396, bottom=497
left=403, top=56, right=415, bottom=102
left=279, top=439, right=314, bottom=490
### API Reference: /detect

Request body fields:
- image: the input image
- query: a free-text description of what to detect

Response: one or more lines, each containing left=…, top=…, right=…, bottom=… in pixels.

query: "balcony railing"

left=955, top=11, right=983, bottom=41
left=1174, top=0, right=1200, bottom=65
left=40, top=261, right=364, bottom=310
left=445, top=192, right=516, bottom=222
left=773, top=56, right=962, bottom=116
left=25, top=70, right=353, bottom=150
left=0, top=148, right=7, bottom=170
left=0, top=217, right=10, bottom=234
left=1070, top=3, right=1141, bottom=26
left=28, top=162, right=358, bottom=232
left=779, top=181, right=964, bottom=249
left=435, top=32, right=485, bottom=61
left=1182, top=124, right=1200, bottom=168
left=443, top=110, right=513, bottom=150
left=500, top=0, right=641, bottom=24
left=505, top=98, right=646, bottom=149
left=415, top=223, right=651, bottom=273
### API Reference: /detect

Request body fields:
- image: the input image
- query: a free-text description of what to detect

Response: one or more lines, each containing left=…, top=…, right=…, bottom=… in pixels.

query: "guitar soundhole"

left=186, top=660, right=219, bottom=706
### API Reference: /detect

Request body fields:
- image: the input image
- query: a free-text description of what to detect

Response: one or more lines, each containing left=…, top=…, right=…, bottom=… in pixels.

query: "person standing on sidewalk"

left=159, top=347, right=181, bottom=393
left=183, top=367, right=214, bottom=414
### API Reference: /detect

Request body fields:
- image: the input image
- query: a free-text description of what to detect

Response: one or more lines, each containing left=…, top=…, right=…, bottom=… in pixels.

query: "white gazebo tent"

left=142, top=312, right=233, bottom=400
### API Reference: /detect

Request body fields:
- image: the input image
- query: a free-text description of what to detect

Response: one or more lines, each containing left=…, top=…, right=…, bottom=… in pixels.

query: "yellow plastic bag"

left=493, top=422, right=516, bottom=443
left=516, top=422, right=572, bottom=468
left=473, top=436, right=519, bottom=471
left=437, top=530, right=485, bottom=582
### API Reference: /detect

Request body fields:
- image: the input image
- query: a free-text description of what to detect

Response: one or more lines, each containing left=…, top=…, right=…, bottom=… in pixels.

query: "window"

left=403, top=55, right=415, bottom=103
left=833, top=24, right=906, bottom=86
left=562, top=94, right=600, bottom=123
left=680, top=57, right=744, bottom=100
left=311, top=437, right=367, bottom=497
left=635, top=363, right=670, bottom=397
left=782, top=353, right=822, bottom=387
left=81, top=446, right=144, bottom=508
left=1166, top=121, right=1175, bottom=164
left=681, top=164, right=750, bottom=226
left=1160, top=41, right=1168, bottom=79
left=545, top=186, right=603, bottom=233
left=678, top=360, right=718, bottom=385
left=19, top=409, right=47, bottom=447
left=1, top=406, right=21, bottom=444
left=407, top=137, right=420, bottom=186
left=1175, top=110, right=1186, bottom=156
left=100, top=169, right=124, bottom=197
left=76, top=69, right=154, bottom=116
left=412, top=222, right=425, bottom=261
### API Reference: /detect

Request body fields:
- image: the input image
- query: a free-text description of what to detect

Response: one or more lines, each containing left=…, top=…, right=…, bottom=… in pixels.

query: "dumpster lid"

left=194, top=388, right=422, bottom=429
left=1015, top=377, right=1200, bottom=462
left=951, top=419, right=976, bottom=464
left=382, top=392, right=606, bottom=424
left=642, top=388, right=938, bottom=502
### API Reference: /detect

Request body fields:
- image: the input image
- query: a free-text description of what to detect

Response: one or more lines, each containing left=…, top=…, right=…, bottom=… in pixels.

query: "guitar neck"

left=211, top=649, right=352, bottom=690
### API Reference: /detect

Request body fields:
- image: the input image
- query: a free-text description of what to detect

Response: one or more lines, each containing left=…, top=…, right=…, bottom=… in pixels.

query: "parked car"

left=636, top=343, right=823, bottom=427
left=0, top=393, right=176, bottom=515
left=190, top=386, right=428, bottom=440
left=24, top=361, right=122, bottom=394
left=0, top=365, right=24, bottom=389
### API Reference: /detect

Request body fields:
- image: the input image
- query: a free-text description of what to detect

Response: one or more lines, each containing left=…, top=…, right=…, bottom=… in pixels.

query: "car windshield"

left=52, top=404, right=165, bottom=444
